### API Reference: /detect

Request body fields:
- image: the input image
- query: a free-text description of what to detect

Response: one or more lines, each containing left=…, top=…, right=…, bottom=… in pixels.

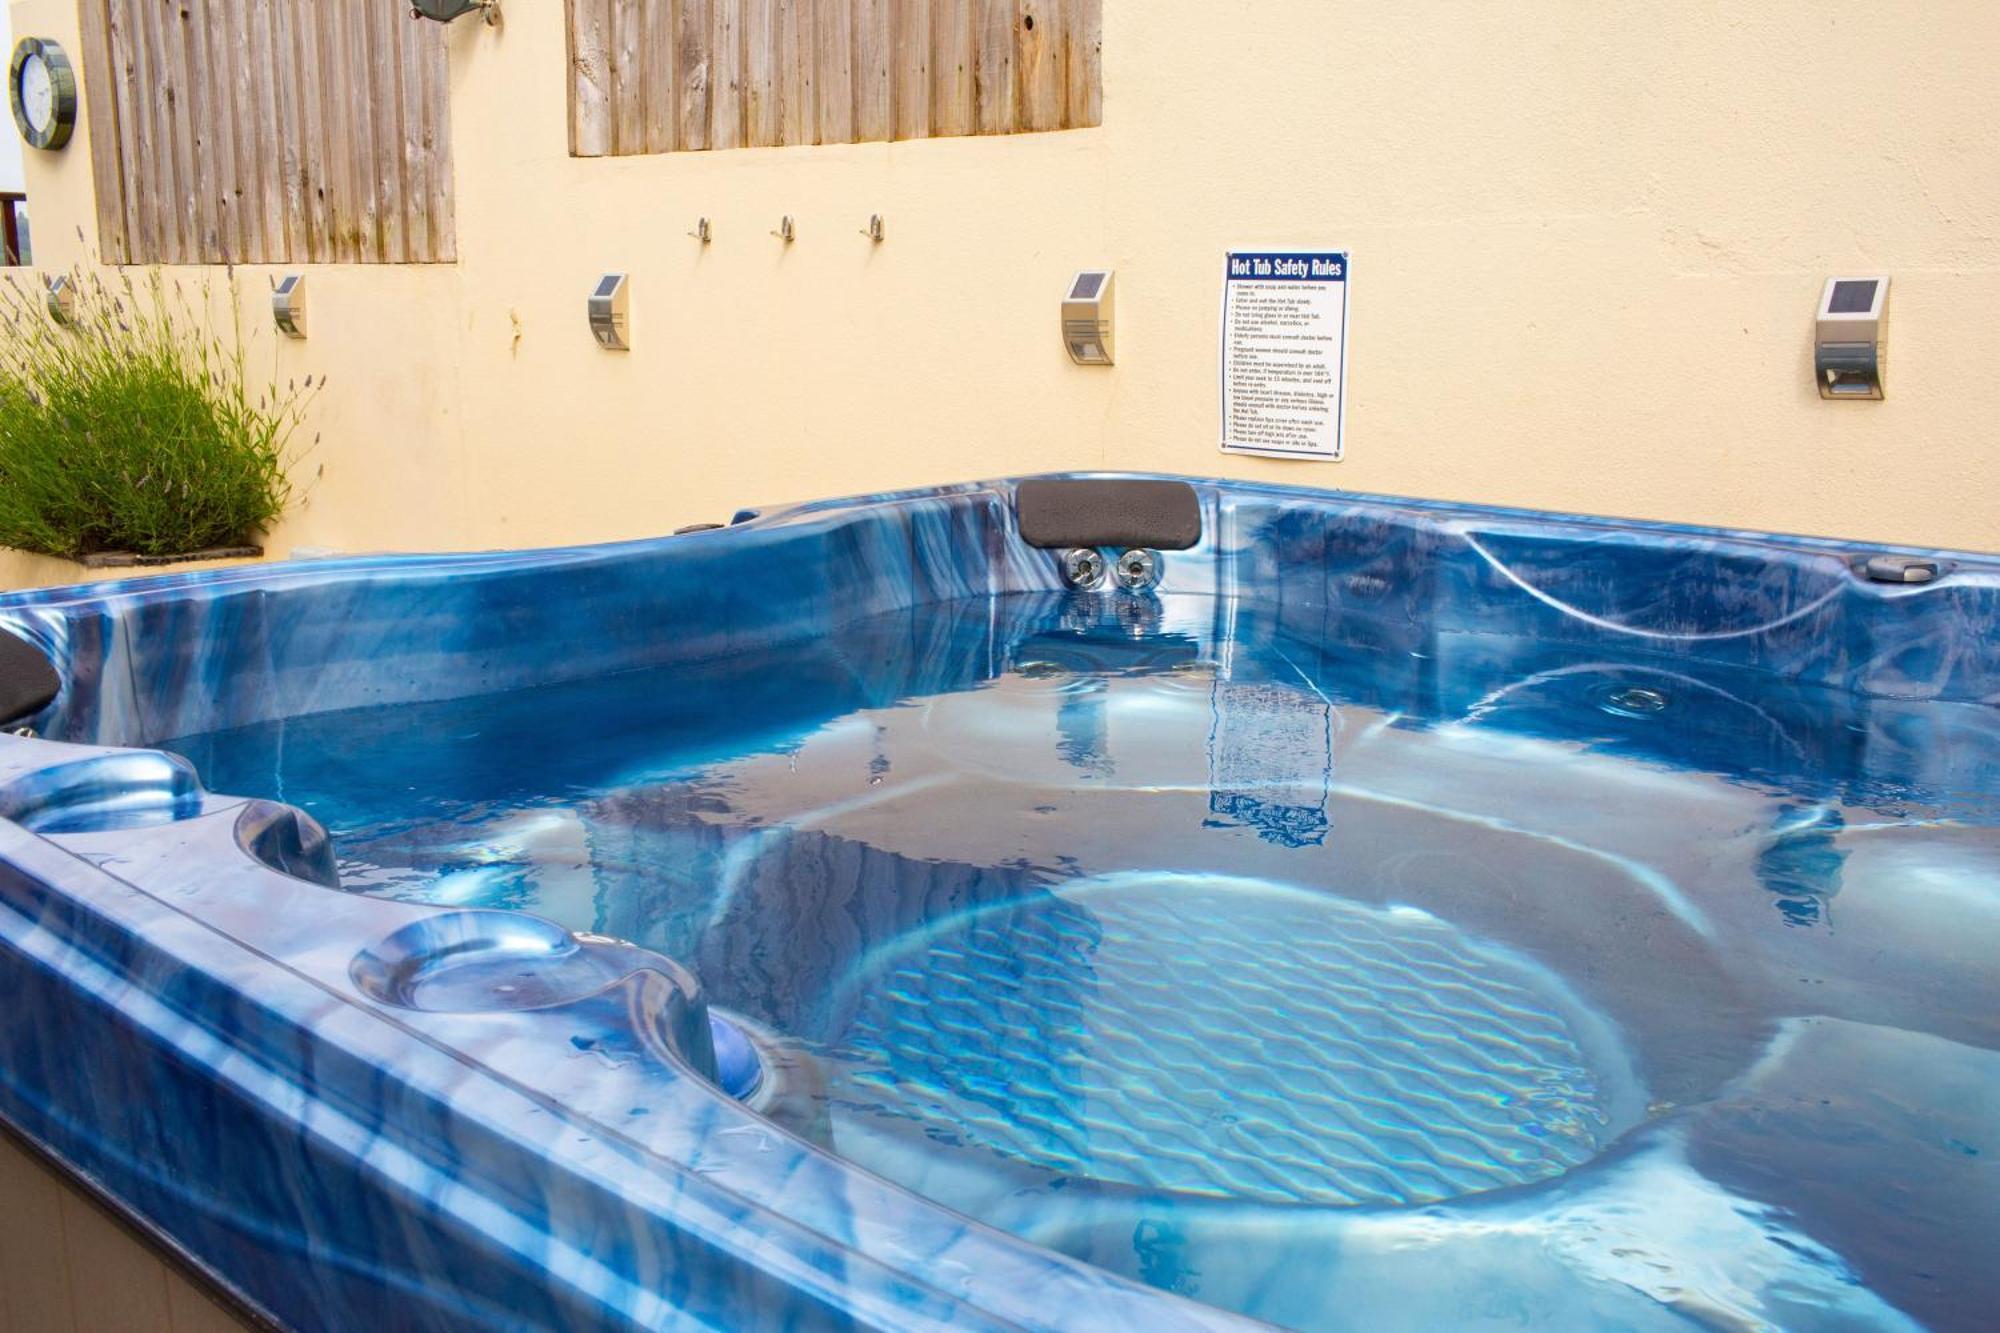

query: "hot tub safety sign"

left=1220, top=251, right=1348, bottom=461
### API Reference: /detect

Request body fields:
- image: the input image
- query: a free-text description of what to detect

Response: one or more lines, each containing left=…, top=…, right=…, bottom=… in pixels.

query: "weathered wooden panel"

left=1069, top=0, right=1102, bottom=129
left=291, top=0, right=332, bottom=260
left=639, top=0, right=676, bottom=153
left=678, top=0, right=712, bottom=151
left=75, top=0, right=128, bottom=263
left=569, top=0, right=1101, bottom=156
left=852, top=0, right=891, bottom=143
left=85, top=0, right=456, bottom=265
left=1017, top=0, right=1062, bottom=133
left=813, top=0, right=853, bottom=145
left=974, top=0, right=1014, bottom=135
left=162, top=1, right=200, bottom=255
left=247, top=1, right=286, bottom=259
left=610, top=0, right=645, bottom=158
left=776, top=0, right=814, bottom=147
left=888, top=0, right=929, bottom=141
left=744, top=0, right=779, bottom=147
left=569, top=0, right=613, bottom=156
left=930, top=0, right=976, bottom=139
left=710, top=0, right=744, bottom=150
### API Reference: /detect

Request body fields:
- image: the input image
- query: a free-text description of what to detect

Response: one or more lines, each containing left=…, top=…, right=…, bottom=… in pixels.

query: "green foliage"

left=0, top=269, right=315, bottom=559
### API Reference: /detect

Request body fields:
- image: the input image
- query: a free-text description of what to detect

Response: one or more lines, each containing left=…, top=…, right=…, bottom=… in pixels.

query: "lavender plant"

left=0, top=266, right=315, bottom=559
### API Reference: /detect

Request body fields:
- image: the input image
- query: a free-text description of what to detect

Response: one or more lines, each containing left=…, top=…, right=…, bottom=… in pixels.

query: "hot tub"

left=0, top=475, right=1994, bottom=1331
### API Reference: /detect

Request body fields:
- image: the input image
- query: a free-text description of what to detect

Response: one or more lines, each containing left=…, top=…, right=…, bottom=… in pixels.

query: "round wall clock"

left=9, top=38, right=77, bottom=151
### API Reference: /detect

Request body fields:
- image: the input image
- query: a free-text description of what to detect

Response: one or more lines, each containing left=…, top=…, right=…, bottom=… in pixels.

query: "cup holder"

left=351, top=911, right=641, bottom=1013
left=350, top=910, right=756, bottom=1096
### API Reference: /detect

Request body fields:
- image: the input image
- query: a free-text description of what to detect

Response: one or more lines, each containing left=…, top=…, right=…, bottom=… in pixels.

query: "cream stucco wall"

left=0, top=6, right=22, bottom=192
left=8, top=0, right=2000, bottom=565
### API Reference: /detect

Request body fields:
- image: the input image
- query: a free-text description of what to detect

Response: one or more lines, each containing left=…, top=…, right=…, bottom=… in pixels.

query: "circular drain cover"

left=828, top=873, right=1641, bottom=1207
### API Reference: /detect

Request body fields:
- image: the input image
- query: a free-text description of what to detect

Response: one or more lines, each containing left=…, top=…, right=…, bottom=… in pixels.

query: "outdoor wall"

left=0, top=5, right=20, bottom=195
left=9, top=0, right=2000, bottom=563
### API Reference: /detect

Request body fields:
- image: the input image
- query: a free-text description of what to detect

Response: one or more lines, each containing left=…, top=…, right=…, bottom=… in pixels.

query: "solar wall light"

left=44, top=272, right=74, bottom=324
left=1062, top=270, right=1115, bottom=366
left=588, top=273, right=630, bottom=350
left=272, top=273, right=307, bottom=339
left=1815, top=276, right=1889, bottom=400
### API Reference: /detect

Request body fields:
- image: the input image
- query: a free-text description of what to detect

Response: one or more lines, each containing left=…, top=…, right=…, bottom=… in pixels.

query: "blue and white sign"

left=1220, top=250, right=1349, bottom=460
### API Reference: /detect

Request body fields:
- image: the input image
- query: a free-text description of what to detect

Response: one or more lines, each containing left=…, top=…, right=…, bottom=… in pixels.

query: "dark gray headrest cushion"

left=1016, top=478, right=1203, bottom=551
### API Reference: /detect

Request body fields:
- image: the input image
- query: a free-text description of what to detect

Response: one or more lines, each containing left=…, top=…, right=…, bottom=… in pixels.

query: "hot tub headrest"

left=0, top=630, right=59, bottom=727
left=1015, top=478, right=1203, bottom=551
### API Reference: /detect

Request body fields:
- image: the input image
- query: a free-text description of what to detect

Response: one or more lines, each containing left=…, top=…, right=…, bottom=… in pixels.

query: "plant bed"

left=0, top=269, right=315, bottom=565
left=0, top=545, right=271, bottom=594
left=76, top=545, right=264, bottom=569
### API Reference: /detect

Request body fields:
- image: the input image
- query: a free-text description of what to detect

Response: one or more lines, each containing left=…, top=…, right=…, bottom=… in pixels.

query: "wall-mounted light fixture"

left=1815, top=276, right=1889, bottom=401
left=410, top=0, right=500, bottom=25
left=1062, top=270, right=1115, bottom=366
left=688, top=217, right=712, bottom=245
left=860, top=214, right=885, bottom=244
left=272, top=274, right=307, bottom=339
left=588, top=273, right=630, bottom=350
left=772, top=215, right=796, bottom=244
left=44, top=273, right=74, bottom=325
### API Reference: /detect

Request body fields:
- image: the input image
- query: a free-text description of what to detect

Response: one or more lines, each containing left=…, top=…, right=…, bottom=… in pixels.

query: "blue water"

left=166, top=592, right=2000, bottom=1330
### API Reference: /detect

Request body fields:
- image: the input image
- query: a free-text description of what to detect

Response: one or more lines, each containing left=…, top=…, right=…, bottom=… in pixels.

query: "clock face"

left=19, top=53, right=52, bottom=133
left=10, top=38, right=74, bottom=150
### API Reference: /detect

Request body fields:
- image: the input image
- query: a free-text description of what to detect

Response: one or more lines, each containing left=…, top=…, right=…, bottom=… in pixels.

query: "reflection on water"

left=166, top=592, right=2000, bottom=1331
left=1206, top=679, right=1334, bottom=847
left=1756, top=803, right=1848, bottom=928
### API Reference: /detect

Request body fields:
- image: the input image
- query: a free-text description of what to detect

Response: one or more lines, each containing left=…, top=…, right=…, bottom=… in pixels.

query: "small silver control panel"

left=272, top=274, right=307, bottom=340
left=1063, top=270, right=1115, bottom=366
left=588, top=273, right=630, bottom=351
left=1815, top=276, right=1888, bottom=400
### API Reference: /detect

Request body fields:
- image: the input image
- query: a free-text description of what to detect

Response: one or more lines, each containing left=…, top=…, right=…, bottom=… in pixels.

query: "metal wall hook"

left=860, top=213, right=885, bottom=243
left=772, top=215, right=795, bottom=244
left=688, top=217, right=712, bottom=244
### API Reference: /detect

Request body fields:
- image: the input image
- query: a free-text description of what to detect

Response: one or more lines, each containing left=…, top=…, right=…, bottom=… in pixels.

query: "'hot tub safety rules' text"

left=1220, top=251, right=1349, bottom=460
